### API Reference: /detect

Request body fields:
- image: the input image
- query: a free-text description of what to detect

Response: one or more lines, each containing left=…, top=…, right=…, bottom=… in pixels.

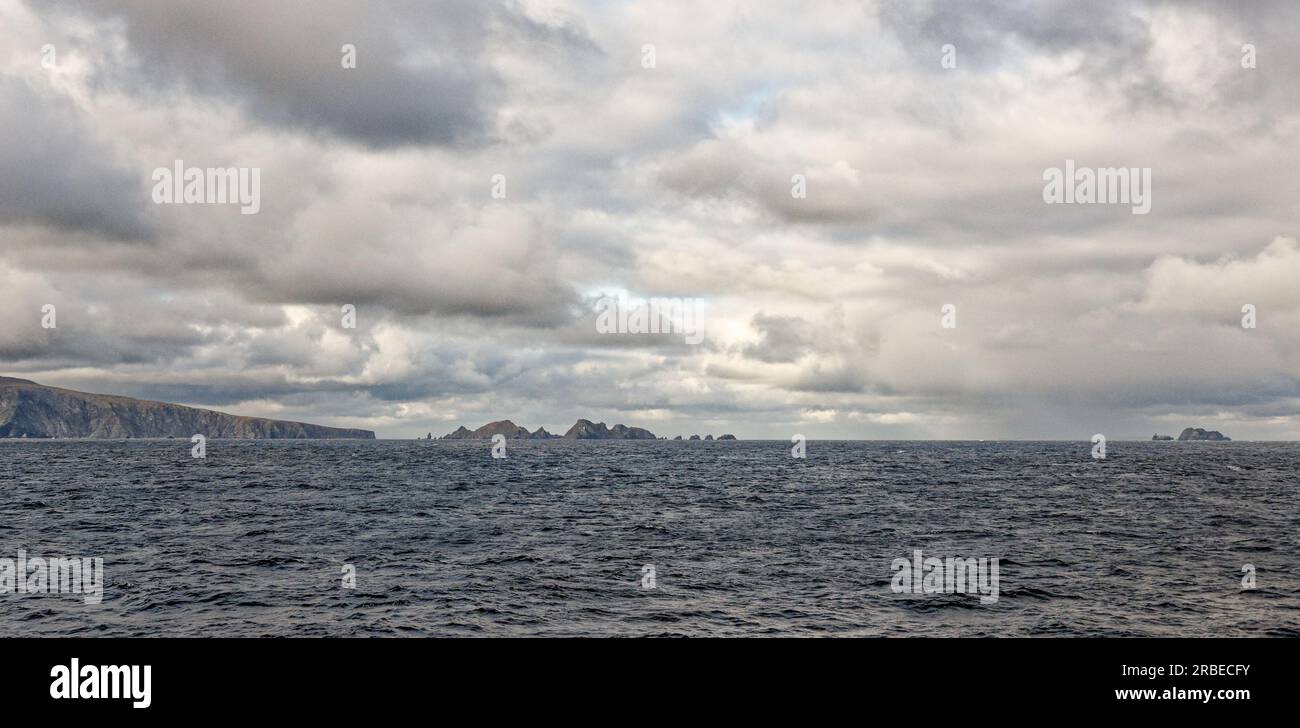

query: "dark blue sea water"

left=1, top=439, right=1296, bottom=636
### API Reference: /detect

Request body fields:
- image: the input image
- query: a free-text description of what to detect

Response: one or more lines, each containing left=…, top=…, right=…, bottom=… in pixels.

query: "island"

left=438, top=421, right=743, bottom=441
left=1177, top=427, right=1231, bottom=441
left=0, top=376, right=374, bottom=439
left=442, top=418, right=656, bottom=440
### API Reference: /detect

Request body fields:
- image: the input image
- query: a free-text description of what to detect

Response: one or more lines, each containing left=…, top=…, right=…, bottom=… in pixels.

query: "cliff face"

left=0, top=377, right=374, bottom=439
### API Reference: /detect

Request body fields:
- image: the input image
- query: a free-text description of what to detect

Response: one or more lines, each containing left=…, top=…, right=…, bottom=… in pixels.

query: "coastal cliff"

left=0, top=377, right=374, bottom=439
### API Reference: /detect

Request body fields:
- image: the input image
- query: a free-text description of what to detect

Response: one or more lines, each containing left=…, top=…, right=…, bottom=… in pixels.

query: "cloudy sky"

left=2, top=0, right=1298, bottom=440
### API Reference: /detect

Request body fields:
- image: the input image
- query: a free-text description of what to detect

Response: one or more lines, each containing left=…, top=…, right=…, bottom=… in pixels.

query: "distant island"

left=443, top=419, right=655, bottom=440
left=0, top=376, right=374, bottom=439
left=440, top=419, right=738, bottom=441
left=1152, top=427, right=1231, bottom=441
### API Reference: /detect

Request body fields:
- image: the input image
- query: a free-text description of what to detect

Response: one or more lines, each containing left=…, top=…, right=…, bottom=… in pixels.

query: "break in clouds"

left=1, top=0, right=1298, bottom=439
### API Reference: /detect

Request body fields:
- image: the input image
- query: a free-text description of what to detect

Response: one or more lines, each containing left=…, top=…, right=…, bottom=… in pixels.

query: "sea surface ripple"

left=1, top=439, right=1296, bottom=637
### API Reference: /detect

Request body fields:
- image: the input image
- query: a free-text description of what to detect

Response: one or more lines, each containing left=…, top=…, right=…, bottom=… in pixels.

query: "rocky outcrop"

left=442, top=420, right=547, bottom=439
left=688, top=434, right=701, bottom=440
left=562, top=419, right=656, bottom=439
left=441, top=419, right=658, bottom=439
left=610, top=424, right=657, bottom=439
left=1152, top=434, right=1174, bottom=441
left=562, top=419, right=606, bottom=439
left=718, top=434, right=737, bottom=440
left=475, top=420, right=531, bottom=439
left=0, top=376, right=374, bottom=439
left=1178, top=427, right=1230, bottom=441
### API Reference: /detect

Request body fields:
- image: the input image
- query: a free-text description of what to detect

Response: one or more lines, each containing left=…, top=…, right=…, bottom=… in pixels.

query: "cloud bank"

left=2, top=0, right=1297, bottom=439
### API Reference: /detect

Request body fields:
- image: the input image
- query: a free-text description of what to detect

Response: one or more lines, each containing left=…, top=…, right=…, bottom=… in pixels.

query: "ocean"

left=1, top=439, right=1296, bottom=636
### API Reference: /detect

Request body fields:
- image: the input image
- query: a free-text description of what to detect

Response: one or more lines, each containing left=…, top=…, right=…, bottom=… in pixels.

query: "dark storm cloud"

left=878, top=0, right=1155, bottom=75
left=0, top=320, right=207, bottom=368
left=879, top=0, right=1300, bottom=115
left=742, top=313, right=814, bottom=363
left=50, top=0, right=596, bottom=149
left=0, top=77, right=151, bottom=239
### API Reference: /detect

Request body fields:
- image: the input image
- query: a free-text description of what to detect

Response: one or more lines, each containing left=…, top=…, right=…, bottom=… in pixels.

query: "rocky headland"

left=0, top=377, right=374, bottom=439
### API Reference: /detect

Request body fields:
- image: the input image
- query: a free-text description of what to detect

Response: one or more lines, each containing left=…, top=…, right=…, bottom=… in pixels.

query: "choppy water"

left=1, top=439, right=1297, bottom=636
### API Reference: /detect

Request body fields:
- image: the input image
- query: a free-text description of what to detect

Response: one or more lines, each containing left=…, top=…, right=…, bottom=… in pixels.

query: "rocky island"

left=442, top=420, right=554, bottom=440
left=0, top=377, right=374, bottom=439
left=443, top=418, right=656, bottom=439
left=1177, top=427, right=1230, bottom=441
left=1152, top=428, right=1231, bottom=441
left=440, top=420, right=742, bottom=441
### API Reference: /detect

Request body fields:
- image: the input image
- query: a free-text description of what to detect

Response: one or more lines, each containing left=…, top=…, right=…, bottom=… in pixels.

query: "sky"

left=1, top=0, right=1298, bottom=440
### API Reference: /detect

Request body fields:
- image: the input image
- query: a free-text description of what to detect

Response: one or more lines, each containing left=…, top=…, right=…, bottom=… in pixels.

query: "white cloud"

left=3, top=0, right=1300, bottom=439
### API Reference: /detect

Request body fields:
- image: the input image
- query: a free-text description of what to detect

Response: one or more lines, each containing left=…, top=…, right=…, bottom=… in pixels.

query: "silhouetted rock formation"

left=688, top=434, right=701, bottom=440
left=718, top=434, right=737, bottom=440
left=0, top=376, right=374, bottom=439
left=441, top=419, right=656, bottom=439
left=442, top=420, right=546, bottom=439
left=1178, top=427, right=1230, bottom=441
left=1152, top=433, right=1173, bottom=441
left=562, top=419, right=656, bottom=439
left=476, top=420, right=531, bottom=439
